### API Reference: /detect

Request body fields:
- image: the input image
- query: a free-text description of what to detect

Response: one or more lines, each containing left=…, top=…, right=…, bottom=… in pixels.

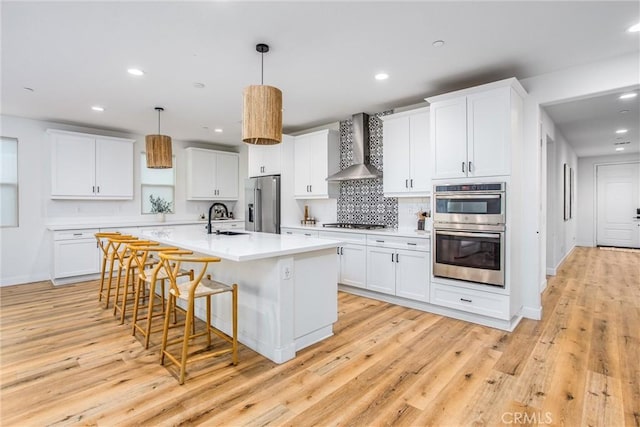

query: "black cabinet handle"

left=462, top=162, right=465, bottom=173
left=460, top=298, right=472, bottom=303
left=410, top=179, right=413, bottom=188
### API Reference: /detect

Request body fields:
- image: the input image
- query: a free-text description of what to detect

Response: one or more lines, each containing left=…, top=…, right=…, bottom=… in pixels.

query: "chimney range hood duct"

left=326, top=112, right=382, bottom=181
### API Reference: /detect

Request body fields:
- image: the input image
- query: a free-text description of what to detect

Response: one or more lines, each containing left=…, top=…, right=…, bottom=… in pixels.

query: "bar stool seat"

left=129, top=245, right=193, bottom=349
left=112, top=239, right=157, bottom=324
left=159, top=252, right=238, bottom=385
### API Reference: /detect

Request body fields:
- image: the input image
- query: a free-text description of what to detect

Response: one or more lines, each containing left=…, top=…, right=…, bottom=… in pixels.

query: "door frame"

left=593, top=160, right=640, bottom=247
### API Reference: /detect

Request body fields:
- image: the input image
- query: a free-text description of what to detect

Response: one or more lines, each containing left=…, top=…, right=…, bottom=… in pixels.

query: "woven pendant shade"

left=242, top=85, right=282, bottom=145
left=145, top=134, right=173, bottom=168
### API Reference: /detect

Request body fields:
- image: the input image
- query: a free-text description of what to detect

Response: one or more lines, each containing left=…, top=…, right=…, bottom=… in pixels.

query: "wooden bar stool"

left=112, top=239, right=158, bottom=324
left=97, top=234, right=137, bottom=308
left=130, top=245, right=194, bottom=349
left=159, top=252, right=238, bottom=385
left=95, top=232, right=121, bottom=305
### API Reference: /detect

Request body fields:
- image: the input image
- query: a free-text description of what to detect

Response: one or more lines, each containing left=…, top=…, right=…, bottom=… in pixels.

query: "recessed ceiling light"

left=193, top=82, right=205, bottom=89
left=127, top=68, right=144, bottom=76
left=615, top=147, right=625, bottom=151
left=432, top=40, right=445, bottom=48
left=375, top=73, right=389, bottom=81
left=616, top=129, right=628, bottom=134
left=619, top=109, right=630, bottom=114
left=627, top=23, right=640, bottom=33
left=214, top=128, right=223, bottom=133
left=23, top=87, right=34, bottom=92
left=619, top=92, right=637, bottom=100
left=91, top=105, right=105, bottom=112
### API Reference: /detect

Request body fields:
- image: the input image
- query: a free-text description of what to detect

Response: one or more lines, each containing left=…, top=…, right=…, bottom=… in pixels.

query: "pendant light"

left=145, top=107, right=173, bottom=168
left=242, top=43, right=283, bottom=145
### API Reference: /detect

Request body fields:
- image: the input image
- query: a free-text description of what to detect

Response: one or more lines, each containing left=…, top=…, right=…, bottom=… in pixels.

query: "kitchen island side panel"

left=180, top=249, right=337, bottom=364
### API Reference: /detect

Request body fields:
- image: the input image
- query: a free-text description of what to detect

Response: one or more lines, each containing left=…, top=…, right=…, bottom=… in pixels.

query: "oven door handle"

left=436, top=230, right=502, bottom=239
left=435, top=194, right=501, bottom=199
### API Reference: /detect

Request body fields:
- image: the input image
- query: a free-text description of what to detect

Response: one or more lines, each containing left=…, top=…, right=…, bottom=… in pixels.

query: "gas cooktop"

left=322, top=223, right=386, bottom=230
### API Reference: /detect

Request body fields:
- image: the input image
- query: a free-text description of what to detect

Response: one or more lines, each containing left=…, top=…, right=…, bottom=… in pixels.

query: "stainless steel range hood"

left=326, top=112, right=382, bottom=181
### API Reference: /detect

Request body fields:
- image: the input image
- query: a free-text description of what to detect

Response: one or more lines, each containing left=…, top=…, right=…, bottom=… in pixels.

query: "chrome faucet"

left=207, top=202, right=229, bottom=234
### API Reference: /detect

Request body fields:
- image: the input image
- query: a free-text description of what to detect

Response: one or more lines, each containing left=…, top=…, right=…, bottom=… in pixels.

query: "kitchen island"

left=135, top=227, right=341, bottom=364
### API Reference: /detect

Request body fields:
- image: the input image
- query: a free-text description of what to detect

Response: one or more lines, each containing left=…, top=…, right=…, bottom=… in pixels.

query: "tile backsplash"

left=336, top=111, right=398, bottom=227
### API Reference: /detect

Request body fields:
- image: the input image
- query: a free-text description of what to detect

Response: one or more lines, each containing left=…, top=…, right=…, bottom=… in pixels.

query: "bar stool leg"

left=232, top=284, right=238, bottom=365
left=143, top=281, right=158, bottom=349
left=180, top=298, right=195, bottom=385
left=97, top=253, right=108, bottom=302
left=206, top=296, right=212, bottom=347
left=103, top=255, right=117, bottom=308
left=161, top=294, right=174, bottom=366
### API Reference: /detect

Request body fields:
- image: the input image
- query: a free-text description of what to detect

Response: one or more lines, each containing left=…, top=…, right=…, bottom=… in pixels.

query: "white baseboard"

left=576, top=241, right=594, bottom=247
left=521, top=305, right=542, bottom=320
left=539, top=278, right=548, bottom=293
left=0, top=273, right=49, bottom=287
left=546, top=267, right=556, bottom=276
left=549, top=245, right=575, bottom=276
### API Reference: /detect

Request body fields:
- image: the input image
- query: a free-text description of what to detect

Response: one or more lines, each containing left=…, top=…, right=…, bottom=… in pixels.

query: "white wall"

left=540, top=109, right=578, bottom=274
left=577, top=153, right=640, bottom=247
left=519, top=51, right=639, bottom=319
left=0, top=115, right=241, bottom=286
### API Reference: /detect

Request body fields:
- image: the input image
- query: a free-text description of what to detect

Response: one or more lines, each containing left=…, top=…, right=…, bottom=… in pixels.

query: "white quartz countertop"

left=282, top=224, right=430, bottom=239
left=46, top=218, right=242, bottom=231
left=134, top=227, right=341, bottom=262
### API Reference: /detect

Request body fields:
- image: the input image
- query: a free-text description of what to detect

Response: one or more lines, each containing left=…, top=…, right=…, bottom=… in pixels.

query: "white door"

left=293, top=136, right=311, bottom=197
left=51, top=133, right=95, bottom=197
left=339, top=243, right=367, bottom=289
left=409, top=111, right=430, bottom=193
left=467, top=87, right=510, bottom=177
left=215, top=152, right=239, bottom=199
left=597, top=162, right=640, bottom=248
left=395, top=249, right=430, bottom=302
left=366, top=247, right=396, bottom=295
left=431, top=97, right=467, bottom=179
left=382, top=115, right=410, bottom=195
left=95, top=138, right=133, bottom=198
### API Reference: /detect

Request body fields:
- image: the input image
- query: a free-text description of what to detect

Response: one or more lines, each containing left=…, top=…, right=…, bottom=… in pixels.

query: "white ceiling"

left=2, top=1, right=639, bottom=156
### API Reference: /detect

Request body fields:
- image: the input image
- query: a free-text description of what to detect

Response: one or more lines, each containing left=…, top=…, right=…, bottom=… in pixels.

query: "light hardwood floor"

left=1, top=247, right=638, bottom=426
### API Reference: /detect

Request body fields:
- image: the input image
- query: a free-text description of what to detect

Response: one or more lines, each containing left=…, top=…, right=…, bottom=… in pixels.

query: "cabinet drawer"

left=53, top=229, right=99, bottom=241
left=430, top=283, right=509, bottom=320
left=318, top=230, right=366, bottom=244
left=366, top=234, right=429, bottom=251
left=281, top=228, right=319, bottom=238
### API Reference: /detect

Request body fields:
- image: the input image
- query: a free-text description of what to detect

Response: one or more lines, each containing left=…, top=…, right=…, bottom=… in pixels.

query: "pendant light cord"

left=261, top=51, right=264, bottom=85
left=157, top=109, right=161, bottom=134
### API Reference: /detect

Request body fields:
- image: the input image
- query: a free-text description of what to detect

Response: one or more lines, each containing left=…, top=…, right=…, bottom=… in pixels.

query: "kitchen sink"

left=215, top=231, right=247, bottom=236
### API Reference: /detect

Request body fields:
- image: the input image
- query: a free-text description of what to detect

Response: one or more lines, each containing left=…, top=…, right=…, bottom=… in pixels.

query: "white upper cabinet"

left=382, top=107, right=430, bottom=197
left=293, top=129, right=340, bottom=199
left=428, top=78, right=525, bottom=180
left=49, top=129, right=134, bottom=199
left=247, top=143, right=282, bottom=177
left=185, top=147, right=239, bottom=200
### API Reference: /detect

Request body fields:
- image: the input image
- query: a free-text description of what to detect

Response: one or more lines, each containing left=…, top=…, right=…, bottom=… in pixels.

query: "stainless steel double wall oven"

left=433, top=183, right=506, bottom=287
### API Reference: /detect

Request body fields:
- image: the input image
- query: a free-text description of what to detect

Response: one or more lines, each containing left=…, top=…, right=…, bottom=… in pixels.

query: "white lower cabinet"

left=430, top=282, right=509, bottom=320
left=53, top=229, right=100, bottom=280
left=281, top=227, right=319, bottom=237
left=365, top=235, right=430, bottom=302
left=319, top=230, right=367, bottom=289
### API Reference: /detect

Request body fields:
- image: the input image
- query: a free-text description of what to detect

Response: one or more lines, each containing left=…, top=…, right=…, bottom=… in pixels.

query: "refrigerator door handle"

left=248, top=203, right=254, bottom=223
left=255, top=188, right=262, bottom=232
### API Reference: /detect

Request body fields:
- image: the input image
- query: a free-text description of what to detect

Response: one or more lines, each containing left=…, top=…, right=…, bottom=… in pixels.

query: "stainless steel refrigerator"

left=245, top=175, right=281, bottom=234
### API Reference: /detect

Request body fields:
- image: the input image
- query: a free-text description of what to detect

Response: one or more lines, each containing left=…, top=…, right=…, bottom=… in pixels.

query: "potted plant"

left=149, top=194, right=172, bottom=222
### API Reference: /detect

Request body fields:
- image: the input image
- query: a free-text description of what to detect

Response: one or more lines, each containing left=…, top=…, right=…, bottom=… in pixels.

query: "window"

left=141, top=153, right=175, bottom=214
left=0, top=137, right=18, bottom=227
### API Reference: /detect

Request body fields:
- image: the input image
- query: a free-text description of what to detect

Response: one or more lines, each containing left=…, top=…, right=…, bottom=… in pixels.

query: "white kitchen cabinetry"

left=281, top=227, right=319, bottom=238
left=52, top=229, right=100, bottom=282
left=381, top=107, right=430, bottom=197
left=293, top=130, right=340, bottom=199
left=365, top=235, right=430, bottom=301
left=319, top=230, right=366, bottom=289
left=185, top=148, right=239, bottom=200
left=428, top=78, right=525, bottom=180
left=48, top=129, right=134, bottom=199
left=248, top=143, right=282, bottom=177
left=430, top=282, right=510, bottom=320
